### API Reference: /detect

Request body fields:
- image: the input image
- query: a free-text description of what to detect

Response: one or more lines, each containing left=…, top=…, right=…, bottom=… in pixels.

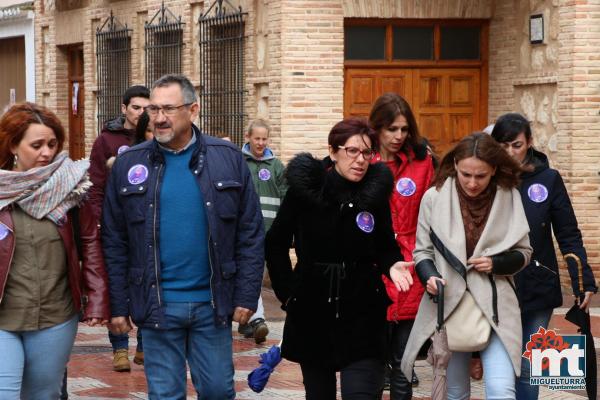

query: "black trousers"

left=300, top=358, right=384, bottom=400
left=389, top=320, right=414, bottom=400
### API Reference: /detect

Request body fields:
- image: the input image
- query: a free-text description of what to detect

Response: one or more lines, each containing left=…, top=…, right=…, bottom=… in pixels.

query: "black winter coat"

left=516, top=149, right=597, bottom=312
left=266, top=154, right=402, bottom=369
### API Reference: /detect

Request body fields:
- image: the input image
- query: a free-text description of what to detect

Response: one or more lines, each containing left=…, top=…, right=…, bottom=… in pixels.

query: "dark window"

left=96, top=12, right=131, bottom=133
left=344, top=26, right=386, bottom=60
left=440, top=27, right=480, bottom=60
left=145, top=4, right=184, bottom=87
left=199, top=1, right=247, bottom=145
left=393, top=26, right=434, bottom=60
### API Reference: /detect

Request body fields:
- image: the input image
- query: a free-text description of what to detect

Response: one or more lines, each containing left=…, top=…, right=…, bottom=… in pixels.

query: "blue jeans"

left=0, top=314, right=78, bottom=400
left=109, top=328, right=143, bottom=352
left=447, top=332, right=516, bottom=400
left=516, top=308, right=553, bottom=400
left=141, top=302, right=234, bottom=400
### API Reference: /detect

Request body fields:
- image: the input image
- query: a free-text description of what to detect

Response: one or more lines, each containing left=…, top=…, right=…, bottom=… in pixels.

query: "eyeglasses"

left=144, top=103, right=193, bottom=117
left=337, top=145, right=375, bottom=161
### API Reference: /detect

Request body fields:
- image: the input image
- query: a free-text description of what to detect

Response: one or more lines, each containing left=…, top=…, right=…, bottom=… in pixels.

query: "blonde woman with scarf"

left=0, top=103, right=109, bottom=399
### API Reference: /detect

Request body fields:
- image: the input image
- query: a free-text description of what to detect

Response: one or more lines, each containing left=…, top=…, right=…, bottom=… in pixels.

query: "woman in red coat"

left=369, top=93, right=435, bottom=399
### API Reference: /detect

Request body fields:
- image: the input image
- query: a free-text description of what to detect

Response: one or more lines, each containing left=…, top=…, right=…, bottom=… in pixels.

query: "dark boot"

left=389, top=321, right=413, bottom=400
left=382, top=363, right=391, bottom=391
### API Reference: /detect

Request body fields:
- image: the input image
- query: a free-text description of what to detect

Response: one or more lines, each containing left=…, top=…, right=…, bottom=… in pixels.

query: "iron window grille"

left=145, top=2, right=184, bottom=87
left=199, top=0, right=247, bottom=145
left=96, top=11, right=131, bottom=133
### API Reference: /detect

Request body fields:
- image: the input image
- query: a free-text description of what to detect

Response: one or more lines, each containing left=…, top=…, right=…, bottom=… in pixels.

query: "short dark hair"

left=328, top=117, right=376, bottom=152
left=491, top=113, right=532, bottom=143
left=134, top=111, right=150, bottom=145
left=152, top=74, right=197, bottom=104
left=122, top=85, right=150, bottom=106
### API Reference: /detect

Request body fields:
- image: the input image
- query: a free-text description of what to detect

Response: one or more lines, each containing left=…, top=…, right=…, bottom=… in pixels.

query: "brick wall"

left=278, top=0, right=344, bottom=161
left=488, top=0, right=600, bottom=289
left=342, top=0, right=492, bottom=18
left=244, top=0, right=284, bottom=158
left=556, top=1, right=600, bottom=288
left=34, top=0, right=600, bottom=287
left=35, top=0, right=205, bottom=155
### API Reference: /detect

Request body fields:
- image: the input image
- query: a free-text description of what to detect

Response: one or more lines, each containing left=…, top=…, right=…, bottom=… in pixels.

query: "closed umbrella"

left=564, top=254, right=597, bottom=400
left=247, top=342, right=283, bottom=393
left=427, top=280, right=452, bottom=400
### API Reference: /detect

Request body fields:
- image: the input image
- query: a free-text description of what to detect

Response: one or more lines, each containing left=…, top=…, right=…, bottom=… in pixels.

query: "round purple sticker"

left=396, top=177, right=417, bottom=197
left=127, top=164, right=149, bottom=185
left=0, top=224, right=9, bottom=241
left=356, top=212, right=375, bottom=233
left=117, top=145, right=130, bottom=155
left=528, top=183, right=548, bottom=203
left=258, top=168, right=271, bottom=181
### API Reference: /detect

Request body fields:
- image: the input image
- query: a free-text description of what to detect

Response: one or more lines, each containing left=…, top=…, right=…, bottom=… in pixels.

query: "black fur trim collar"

left=285, top=153, right=393, bottom=209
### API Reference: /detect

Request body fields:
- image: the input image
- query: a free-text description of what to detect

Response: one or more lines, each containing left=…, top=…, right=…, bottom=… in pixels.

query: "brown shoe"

left=133, top=350, right=144, bottom=365
left=113, top=349, right=131, bottom=372
left=250, top=318, right=269, bottom=344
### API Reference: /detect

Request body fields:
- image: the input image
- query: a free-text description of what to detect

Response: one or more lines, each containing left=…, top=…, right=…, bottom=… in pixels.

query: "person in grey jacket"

left=402, top=133, right=532, bottom=400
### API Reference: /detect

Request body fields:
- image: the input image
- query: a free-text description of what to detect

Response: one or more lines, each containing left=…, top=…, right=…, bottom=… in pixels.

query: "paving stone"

left=65, top=289, right=597, bottom=398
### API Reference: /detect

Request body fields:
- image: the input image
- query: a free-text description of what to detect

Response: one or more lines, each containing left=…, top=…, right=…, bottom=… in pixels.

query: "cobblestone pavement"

left=66, top=289, right=598, bottom=399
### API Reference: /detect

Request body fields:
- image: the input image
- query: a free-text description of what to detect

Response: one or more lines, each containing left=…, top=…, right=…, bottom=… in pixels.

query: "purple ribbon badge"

left=527, top=183, right=548, bottom=203
left=0, top=224, right=10, bottom=241
left=396, top=177, right=417, bottom=197
left=117, top=145, right=130, bottom=155
left=127, top=164, right=149, bottom=185
left=356, top=211, right=375, bottom=233
left=258, top=168, right=271, bottom=181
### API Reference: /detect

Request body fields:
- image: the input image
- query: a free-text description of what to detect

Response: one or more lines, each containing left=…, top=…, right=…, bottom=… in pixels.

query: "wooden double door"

left=345, top=67, right=484, bottom=156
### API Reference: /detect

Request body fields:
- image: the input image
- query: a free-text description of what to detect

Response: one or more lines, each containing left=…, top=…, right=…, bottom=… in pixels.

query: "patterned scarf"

left=0, top=152, right=91, bottom=224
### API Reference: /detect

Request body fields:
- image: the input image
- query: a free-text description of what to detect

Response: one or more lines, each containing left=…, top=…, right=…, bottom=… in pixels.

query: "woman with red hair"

left=0, top=103, right=109, bottom=399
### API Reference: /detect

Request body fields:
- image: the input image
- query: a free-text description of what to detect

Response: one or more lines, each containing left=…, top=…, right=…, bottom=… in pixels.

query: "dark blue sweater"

left=159, top=146, right=211, bottom=302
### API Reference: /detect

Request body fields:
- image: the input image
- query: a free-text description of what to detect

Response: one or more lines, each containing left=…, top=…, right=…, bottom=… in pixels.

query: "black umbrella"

left=564, top=254, right=597, bottom=400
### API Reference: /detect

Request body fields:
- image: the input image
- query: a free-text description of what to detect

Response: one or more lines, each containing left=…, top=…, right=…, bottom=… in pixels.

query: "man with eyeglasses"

left=102, top=74, right=264, bottom=399
left=88, top=84, right=150, bottom=373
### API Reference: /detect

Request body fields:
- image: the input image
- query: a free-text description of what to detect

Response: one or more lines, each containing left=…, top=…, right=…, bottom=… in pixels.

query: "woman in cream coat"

left=401, top=133, right=532, bottom=400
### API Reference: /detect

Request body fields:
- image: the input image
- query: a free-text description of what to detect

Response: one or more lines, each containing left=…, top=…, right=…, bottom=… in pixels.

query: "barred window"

left=199, top=0, right=247, bottom=145
left=96, top=12, right=131, bottom=133
left=145, top=4, right=184, bottom=87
